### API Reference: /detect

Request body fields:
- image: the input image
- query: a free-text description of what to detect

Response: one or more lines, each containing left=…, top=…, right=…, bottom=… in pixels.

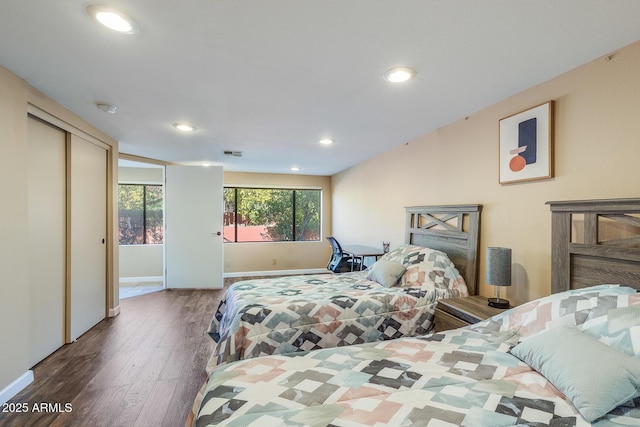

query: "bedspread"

left=208, top=270, right=463, bottom=365
left=194, top=285, right=640, bottom=426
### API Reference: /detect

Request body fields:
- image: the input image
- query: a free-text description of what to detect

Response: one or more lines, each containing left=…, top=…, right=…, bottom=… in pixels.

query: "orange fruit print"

left=509, top=155, right=526, bottom=172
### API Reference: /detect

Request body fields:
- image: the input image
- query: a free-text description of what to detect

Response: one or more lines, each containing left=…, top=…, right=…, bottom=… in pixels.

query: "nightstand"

left=434, top=295, right=507, bottom=333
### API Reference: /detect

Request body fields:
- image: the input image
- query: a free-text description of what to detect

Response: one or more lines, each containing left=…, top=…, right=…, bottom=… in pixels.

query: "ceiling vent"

left=223, top=150, right=243, bottom=157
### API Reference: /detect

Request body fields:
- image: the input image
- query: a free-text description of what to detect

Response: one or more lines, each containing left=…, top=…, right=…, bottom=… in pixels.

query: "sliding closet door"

left=27, top=116, right=66, bottom=367
left=165, top=165, right=223, bottom=288
left=69, top=135, right=107, bottom=341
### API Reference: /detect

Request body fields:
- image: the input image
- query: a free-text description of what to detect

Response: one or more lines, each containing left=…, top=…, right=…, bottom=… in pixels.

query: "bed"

left=191, top=198, right=640, bottom=426
left=208, top=204, right=482, bottom=364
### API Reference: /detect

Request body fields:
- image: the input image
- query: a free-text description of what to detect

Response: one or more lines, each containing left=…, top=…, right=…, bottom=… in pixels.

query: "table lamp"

left=486, top=247, right=511, bottom=309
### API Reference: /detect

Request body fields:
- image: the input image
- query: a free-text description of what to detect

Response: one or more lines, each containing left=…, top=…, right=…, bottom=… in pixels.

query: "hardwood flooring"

left=0, top=288, right=226, bottom=427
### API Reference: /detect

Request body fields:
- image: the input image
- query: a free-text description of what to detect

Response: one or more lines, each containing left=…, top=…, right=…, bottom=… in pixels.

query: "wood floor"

left=0, top=288, right=227, bottom=427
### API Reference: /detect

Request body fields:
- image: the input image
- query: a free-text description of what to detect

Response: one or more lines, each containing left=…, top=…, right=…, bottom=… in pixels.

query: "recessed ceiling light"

left=173, top=123, right=197, bottom=132
left=290, top=166, right=300, bottom=171
left=383, top=66, right=417, bottom=83
left=87, top=4, right=139, bottom=34
left=318, top=138, right=334, bottom=145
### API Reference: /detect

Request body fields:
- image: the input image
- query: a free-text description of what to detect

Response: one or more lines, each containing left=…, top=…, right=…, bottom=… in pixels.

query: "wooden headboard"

left=405, top=204, right=482, bottom=295
left=548, top=198, right=640, bottom=293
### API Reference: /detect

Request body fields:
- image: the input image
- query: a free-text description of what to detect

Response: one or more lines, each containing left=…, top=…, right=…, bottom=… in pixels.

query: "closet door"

left=27, top=116, right=66, bottom=366
left=69, top=135, right=107, bottom=341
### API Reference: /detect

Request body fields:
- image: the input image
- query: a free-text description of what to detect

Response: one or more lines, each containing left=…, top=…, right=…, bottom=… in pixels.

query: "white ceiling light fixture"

left=87, top=4, right=139, bottom=34
left=318, top=138, right=334, bottom=145
left=383, top=66, right=417, bottom=83
left=173, top=123, right=197, bottom=132
left=290, top=166, right=300, bottom=172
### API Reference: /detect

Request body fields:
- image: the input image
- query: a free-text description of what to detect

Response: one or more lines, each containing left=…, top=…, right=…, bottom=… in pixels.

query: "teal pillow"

left=511, top=325, right=640, bottom=422
left=366, top=259, right=406, bottom=287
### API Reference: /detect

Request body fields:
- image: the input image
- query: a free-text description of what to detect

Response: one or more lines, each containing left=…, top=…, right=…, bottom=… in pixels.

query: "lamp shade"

left=486, top=247, right=512, bottom=287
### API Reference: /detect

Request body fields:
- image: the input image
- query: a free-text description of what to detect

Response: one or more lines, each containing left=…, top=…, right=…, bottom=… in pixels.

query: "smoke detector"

left=223, top=150, right=243, bottom=157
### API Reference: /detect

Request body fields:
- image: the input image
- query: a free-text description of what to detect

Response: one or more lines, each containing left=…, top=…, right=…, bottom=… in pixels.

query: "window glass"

left=118, top=184, right=164, bottom=245
left=294, top=189, right=321, bottom=241
left=224, top=187, right=321, bottom=242
left=223, top=188, right=237, bottom=242
left=144, top=185, right=164, bottom=244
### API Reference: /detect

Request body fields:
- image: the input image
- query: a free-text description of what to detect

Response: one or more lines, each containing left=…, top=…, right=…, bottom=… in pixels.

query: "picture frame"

left=499, top=101, right=554, bottom=184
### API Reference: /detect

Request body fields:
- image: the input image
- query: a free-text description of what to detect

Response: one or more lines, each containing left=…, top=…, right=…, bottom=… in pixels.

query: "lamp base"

left=488, top=298, right=510, bottom=309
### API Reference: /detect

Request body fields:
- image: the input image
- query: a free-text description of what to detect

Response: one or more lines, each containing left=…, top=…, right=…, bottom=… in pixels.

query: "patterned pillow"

left=579, top=294, right=640, bottom=357
left=377, top=244, right=426, bottom=264
left=399, top=247, right=468, bottom=296
left=470, top=285, right=639, bottom=340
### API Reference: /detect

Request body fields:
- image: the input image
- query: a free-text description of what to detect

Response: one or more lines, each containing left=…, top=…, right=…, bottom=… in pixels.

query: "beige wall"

left=118, top=165, right=163, bottom=184
left=0, top=66, right=31, bottom=395
left=119, top=245, right=164, bottom=278
left=0, top=65, right=119, bottom=393
left=332, top=40, right=640, bottom=306
left=224, top=172, right=332, bottom=273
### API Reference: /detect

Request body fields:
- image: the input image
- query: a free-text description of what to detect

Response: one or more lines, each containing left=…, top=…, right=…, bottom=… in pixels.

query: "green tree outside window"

left=224, top=188, right=321, bottom=242
left=118, top=184, right=163, bottom=245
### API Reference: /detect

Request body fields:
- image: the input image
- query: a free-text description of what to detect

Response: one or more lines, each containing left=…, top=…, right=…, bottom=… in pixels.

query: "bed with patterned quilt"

left=191, top=198, right=640, bottom=426
left=193, top=284, right=640, bottom=426
left=208, top=205, right=482, bottom=364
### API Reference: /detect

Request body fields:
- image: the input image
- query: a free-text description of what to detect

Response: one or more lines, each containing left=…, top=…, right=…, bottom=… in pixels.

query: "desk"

left=342, top=245, right=386, bottom=271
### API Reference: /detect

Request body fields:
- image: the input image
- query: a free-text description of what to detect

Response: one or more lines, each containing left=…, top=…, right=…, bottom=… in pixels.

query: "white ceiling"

left=2, top=1, right=640, bottom=175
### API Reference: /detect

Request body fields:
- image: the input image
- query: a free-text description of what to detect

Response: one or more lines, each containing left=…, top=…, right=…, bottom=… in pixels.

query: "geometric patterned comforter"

left=207, top=270, right=465, bottom=365
left=194, top=285, right=640, bottom=426
left=208, top=245, right=469, bottom=365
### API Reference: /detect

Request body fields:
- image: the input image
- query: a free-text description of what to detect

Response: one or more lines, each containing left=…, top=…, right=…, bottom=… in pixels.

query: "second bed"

left=208, top=204, right=482, bottom=365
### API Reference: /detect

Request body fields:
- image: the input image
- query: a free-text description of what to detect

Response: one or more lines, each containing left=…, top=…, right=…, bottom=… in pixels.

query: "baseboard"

left=119, top=276, right=164, bottom=283
left=224, top=268, right=328, bottom=278
left=108, top=305, right=121, bottom=317
left=0, top=370, right=33, bottom=405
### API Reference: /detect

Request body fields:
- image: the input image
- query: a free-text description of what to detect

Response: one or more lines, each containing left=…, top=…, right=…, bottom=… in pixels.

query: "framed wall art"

left=499, top=101, right=554, bottom=184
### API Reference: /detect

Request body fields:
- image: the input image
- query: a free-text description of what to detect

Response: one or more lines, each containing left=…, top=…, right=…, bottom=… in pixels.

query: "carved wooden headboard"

left=405, top=204, right=482, bottom=295
left=547, top=198, right=640, bottom=293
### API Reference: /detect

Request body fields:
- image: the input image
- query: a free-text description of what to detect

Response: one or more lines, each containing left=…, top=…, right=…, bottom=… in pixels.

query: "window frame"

left=118, top=183, right=164, bottom=245
left=224, top=186, right=322, bottom=243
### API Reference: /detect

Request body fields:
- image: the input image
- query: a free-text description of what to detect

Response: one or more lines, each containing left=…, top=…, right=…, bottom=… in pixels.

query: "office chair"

left=326, top=236, right=363, bottom=273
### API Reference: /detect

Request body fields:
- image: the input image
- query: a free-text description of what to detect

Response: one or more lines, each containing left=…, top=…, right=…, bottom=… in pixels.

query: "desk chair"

left=326, top=236, right=364, bottom=273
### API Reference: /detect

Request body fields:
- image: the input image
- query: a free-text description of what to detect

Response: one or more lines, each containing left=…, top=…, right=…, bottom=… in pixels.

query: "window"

left=224, top=187, right=321, bottom=242
left=118, top=184, right=164, bottom=245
